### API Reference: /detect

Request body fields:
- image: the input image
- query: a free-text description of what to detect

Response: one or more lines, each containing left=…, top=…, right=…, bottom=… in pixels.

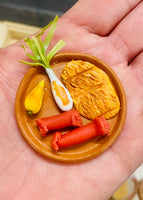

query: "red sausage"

left=36, top=110, right=82, bottom=136
left=52, top=117, right=110, bottom=151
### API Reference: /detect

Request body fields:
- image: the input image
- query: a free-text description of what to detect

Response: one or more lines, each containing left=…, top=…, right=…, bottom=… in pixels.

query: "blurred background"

left=0, top=0, right=77, bottom=27
left=0, top=0, right=77, bottom=47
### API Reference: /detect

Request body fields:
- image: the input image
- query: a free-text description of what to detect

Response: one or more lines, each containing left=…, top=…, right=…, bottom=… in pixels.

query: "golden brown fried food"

left=61, top=60, right=120, bottom=120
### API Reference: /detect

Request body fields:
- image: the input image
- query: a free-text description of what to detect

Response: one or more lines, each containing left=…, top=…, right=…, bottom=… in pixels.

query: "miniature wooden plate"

left=15, top=52, right=127, bottom=163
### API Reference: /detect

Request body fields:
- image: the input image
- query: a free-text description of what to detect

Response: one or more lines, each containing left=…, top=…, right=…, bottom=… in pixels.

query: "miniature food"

left=52, top=116, right=110, bottom=151
left=61, top=60, right=120, bottom=120
left=20, top=16, right=73, bottom=111
left=24, top=80, right=45, bottom=115
left=36, top=110, right=82, bottom=136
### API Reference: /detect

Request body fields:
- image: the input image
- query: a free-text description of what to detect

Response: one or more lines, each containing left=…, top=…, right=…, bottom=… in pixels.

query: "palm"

left=0, top=0, right=143, bottom=199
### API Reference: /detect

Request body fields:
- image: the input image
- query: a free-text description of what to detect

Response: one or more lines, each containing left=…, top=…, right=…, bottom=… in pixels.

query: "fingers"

left=110, top=2, right=143, bottom=63
left=62, top=0, right=141, bottom=36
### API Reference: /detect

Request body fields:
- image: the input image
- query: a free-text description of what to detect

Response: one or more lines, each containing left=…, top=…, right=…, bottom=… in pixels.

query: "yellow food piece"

left=24, top=80, right=45, bottom=115
left=61, top=60, right=120, bottom=120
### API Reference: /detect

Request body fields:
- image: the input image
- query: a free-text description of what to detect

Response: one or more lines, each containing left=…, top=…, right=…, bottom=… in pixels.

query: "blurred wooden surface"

left=0, top=21, right=40, bottom=47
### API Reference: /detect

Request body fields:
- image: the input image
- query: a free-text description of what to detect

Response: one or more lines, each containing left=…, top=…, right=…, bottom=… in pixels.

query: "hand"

left=0, top=0, right=143, bottom=199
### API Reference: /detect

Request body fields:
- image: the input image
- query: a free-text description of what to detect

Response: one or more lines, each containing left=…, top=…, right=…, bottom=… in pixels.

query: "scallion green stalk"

left=20, top=15, right=65, bottom=69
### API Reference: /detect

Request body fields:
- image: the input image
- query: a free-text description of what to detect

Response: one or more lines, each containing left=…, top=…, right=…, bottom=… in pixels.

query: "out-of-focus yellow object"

left=24, top=80, right=45, bottom=115
left=111, top=178, right=138, bottom=200
left=139, top=179, right=143, bottom=200
left=113, top=182, right=128, bottom=199
left=61, top=60, right=120, bottom=120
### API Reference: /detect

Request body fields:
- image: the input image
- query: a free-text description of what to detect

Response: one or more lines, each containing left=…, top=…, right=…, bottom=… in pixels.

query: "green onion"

left=46, top=40, right=66, bottom=62
left=20, top=15, right=65, bottom=69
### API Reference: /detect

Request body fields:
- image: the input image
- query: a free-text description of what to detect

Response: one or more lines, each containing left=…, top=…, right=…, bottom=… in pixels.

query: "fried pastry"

left=61, top=60, right=120, bottom=120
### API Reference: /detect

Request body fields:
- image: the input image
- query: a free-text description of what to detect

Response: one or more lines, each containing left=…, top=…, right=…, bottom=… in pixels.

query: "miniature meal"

left=15, top=15, right=126, bottom=160
left=52, top=116, right=110, bottom=151
left=61, top=60, right=120, bottom=120
left=21, top=16, right=118, bottom=150
left=24, top=80, right=45, bottom=115
left=36, top=110, right=82, bottom=136
left=20, top=16, right=73, bottom=111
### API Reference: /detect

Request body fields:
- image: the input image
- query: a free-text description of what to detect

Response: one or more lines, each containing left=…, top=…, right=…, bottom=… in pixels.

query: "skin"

left=0, top=0, right=143, bottom=199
